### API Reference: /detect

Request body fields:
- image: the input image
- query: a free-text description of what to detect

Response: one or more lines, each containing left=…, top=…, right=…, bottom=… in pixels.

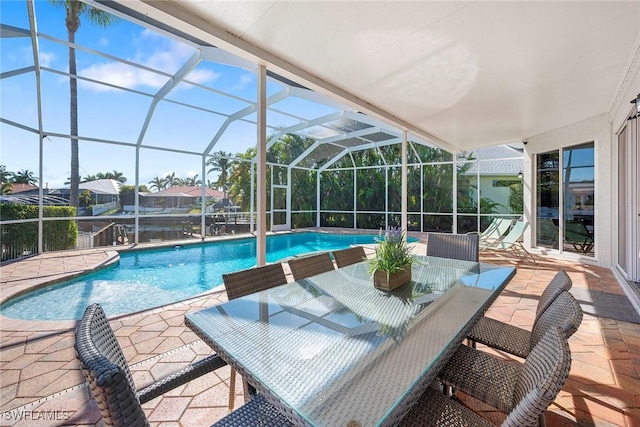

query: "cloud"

left=232, top=73, right=254, bottom=91
left=38, top=51, right=55, bottom=68
left=21, top=47, right=55, bottom=68
left=78, top=30, right=220, bottom=93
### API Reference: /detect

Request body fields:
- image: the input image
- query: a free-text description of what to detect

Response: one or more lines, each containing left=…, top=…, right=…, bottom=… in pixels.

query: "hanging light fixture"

left=517, top=170, right=523, bottom=179
left=631, top=93, right=640, bottom=114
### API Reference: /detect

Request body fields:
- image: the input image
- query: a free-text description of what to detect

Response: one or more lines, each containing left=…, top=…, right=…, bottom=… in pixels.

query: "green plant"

left=367, top=227, right=415, bottom=274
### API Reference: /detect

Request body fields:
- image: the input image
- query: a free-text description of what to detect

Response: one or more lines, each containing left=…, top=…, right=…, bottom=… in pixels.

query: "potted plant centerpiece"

left=368, top=227, right=415, bottom=291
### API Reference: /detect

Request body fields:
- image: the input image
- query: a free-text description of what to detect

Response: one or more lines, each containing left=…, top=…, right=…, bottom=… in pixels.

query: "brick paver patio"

left=1, top=240, right=639, bottom=426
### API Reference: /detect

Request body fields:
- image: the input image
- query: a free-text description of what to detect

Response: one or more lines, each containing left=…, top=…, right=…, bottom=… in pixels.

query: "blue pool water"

left=1, top=232, right=419, bottom=321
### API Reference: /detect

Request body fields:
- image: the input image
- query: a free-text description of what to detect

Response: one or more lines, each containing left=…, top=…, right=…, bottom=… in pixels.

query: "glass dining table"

left=185, top=255, right=516, bottom=426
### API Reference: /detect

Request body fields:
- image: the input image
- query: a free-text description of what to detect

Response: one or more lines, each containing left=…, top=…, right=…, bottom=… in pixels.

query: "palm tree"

left=0, top=165, right=13, bottom=194
left=49, top=0, right=117, bottom=209
left=207, top=151, right=233, bottom=198
left=1, top=181, right=13, bottom=195
left=148, top=176, right=167, bottom=192
left=228, top=149, right=255, bottom=211
left=0, top=165, right=12, bottom=183
left=79, top=189, right=94, bottom=207
left=183, top=175, right=202, bottom=187
left=164, top=172, right=180, bottom=188
left=97, top=170, right=127, bottom=183
left=11, top=169, right=39, bottom=185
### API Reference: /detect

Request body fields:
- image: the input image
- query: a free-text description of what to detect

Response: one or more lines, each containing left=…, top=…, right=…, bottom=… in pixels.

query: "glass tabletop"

left=186, top=256, right=515, bottom=426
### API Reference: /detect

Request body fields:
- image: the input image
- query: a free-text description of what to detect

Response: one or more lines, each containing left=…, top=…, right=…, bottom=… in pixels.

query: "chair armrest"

left=137, top=354, right=227, bottom=404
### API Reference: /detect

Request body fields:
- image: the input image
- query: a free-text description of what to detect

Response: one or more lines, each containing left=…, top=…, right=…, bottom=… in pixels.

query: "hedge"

left=1, top=205, right=78, bottom=259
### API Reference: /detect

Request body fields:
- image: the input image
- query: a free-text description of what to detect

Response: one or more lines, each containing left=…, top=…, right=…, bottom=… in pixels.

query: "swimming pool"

left=1, top=232, right=419, bottom=321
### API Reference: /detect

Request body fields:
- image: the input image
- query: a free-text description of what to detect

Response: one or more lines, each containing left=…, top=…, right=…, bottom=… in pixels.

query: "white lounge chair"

left=469, top=217, right=514, bottom=244
left=480, top=220, right=536, bottom=263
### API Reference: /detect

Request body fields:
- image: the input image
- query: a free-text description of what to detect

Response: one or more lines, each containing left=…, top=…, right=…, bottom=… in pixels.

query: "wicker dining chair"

left=332, top=246, right=367, bottom=268
left=75, top=304, right=290, bottom=427
left=400, top=326, right=571, bottom=427
left=425, top=232, right=480, bottom=262
left=222, top=262, right=288, bottom=300
left=222, top=262, right=288, bottom=409
left=468, top=270, right=575, bottom=358
left=288, top=252, right=335, bottom=281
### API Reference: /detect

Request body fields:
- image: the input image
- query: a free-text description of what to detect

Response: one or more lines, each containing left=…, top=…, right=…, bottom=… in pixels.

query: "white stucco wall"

left=524, top=113, right=612, bottom=266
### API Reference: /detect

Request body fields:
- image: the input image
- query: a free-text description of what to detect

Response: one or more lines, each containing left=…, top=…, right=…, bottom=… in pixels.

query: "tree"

left=1, top=165, right=13, bottom=194
left=182, top=175, right=202, bottom=187
left=49, top=0, right=117, bottom=209
left=0, top=165, right=12, bottom=183
left=207, top=151, right=233, bottom=198
left=509, top=182, right=524, bottom=214
left=78, top=189, right=94, bottom=207
left=1, top=182, right=13, bottom=195
left=164, top=172, right=181, bottom=188
left=96, top=170, right=127, bottom=183
left=148, top=176, right=167, bottom=192
left=119, top=184, right=149, bottom=207
left=12, top=169, right=39, bottom=185
left=228, top=149, right=256, bottom=211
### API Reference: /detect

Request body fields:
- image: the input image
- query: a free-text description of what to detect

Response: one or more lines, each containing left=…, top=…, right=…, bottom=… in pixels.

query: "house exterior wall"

left=525, top=113, right=612, bottom=267
left=479, top=174, right=520, bottom=215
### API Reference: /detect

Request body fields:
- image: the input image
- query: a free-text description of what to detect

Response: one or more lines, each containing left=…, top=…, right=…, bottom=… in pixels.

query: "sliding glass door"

left=617, top=115, right=639, bottom=282
left=536, top=142, right=595, bottom=256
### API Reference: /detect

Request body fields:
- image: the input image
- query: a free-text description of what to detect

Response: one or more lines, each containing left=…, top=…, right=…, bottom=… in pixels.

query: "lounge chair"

left=480, top=220, right=536, bottom=263
left=332, top=246, right=366, bottom=268
left=469, top=217, right=514, bottom=244
left=222, top=263, right=288, bottom=409
left=75, top=304, right=290, bottom=426
left=425, top=232, right=479, bottom=262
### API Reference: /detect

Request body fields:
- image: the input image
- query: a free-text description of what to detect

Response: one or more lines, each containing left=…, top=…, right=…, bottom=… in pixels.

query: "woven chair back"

left=535, top=270, right=572, bottom=321
left=75, top=304, right=149, bottom=427
left=507, top=327, right=572, bottom=427
left=288, top=252, right=335, bottom=281
left=425, top=232, right=480, bottom=262
left=332, top=246, right=366, bottom=268
left=529, top=290, right=583, bottom=352
left=223, top=263, right=287, bottom=300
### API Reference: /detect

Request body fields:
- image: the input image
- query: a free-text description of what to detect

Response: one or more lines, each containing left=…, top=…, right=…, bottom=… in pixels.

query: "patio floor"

left=1, top=241, right=639, bottom=426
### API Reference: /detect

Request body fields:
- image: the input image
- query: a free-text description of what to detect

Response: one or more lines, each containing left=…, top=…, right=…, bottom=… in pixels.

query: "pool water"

left=1, top=232, right=419, bottom=321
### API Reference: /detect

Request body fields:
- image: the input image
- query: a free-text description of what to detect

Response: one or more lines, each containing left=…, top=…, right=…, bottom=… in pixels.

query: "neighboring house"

left=140, top=186, right=224, bottom=210
left=50, top=179, right=121, bottom=204
left=0, top=184, right=68, bottom=206
left=7, top=183, right=39, bottom=194
left=463, top=145, right=524, bottom=215
left=49, top=179, right=122, bottom=215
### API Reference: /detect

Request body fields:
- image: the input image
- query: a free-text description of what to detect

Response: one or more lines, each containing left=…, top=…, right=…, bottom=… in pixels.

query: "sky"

left=0, top=0, right=340, bottom=189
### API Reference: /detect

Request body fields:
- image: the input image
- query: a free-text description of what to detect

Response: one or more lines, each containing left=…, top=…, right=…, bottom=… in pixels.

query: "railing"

left=1, top=226, right=38, bottom=262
